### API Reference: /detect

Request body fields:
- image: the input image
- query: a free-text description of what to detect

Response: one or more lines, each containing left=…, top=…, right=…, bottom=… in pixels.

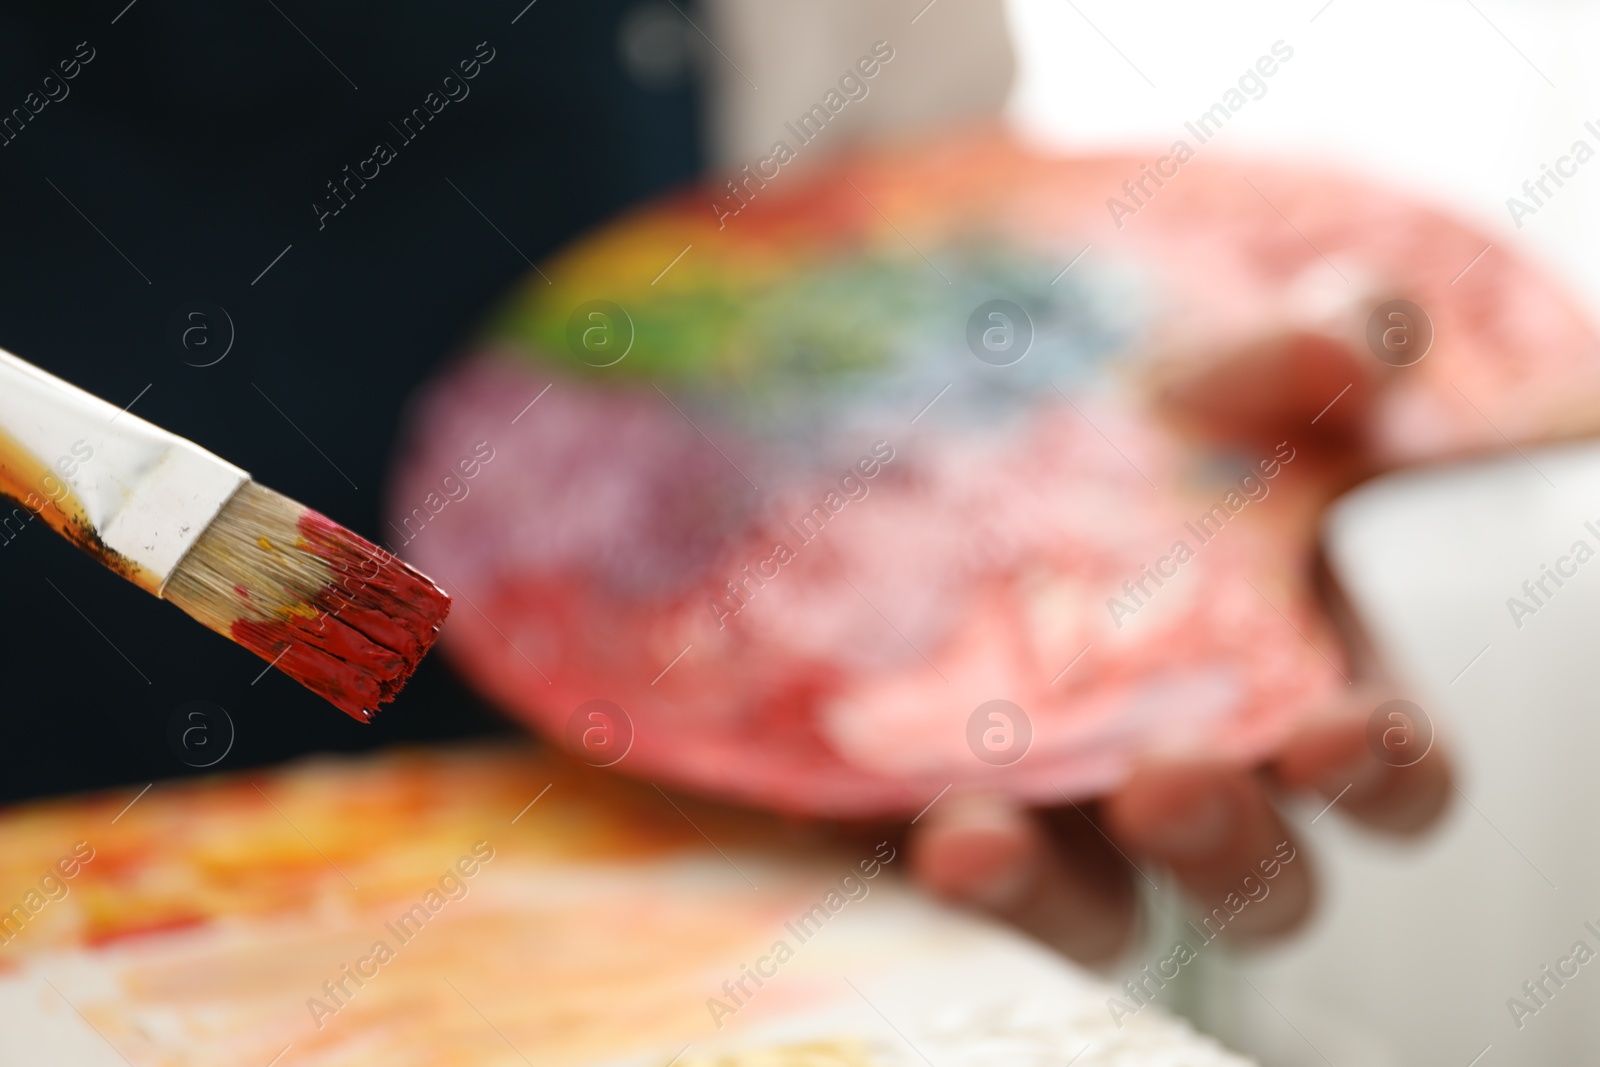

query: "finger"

left=1104, top=761, right=1313, bottom=942
left=1298, top=540, right=1454, bottom=833
left=909, top=792, right=1137, bottom=964
left=1275, top=702, right=1452, bottom=835
left=1149, top=328, right=1379, bottom=453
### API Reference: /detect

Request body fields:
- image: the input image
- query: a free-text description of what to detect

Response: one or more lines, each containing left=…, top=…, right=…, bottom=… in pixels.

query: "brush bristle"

left=163, top=481, right=451, bottom=721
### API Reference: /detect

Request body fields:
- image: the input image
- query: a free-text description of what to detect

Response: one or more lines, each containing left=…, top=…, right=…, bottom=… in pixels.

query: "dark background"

left=0, top=1, right=704, bottom=801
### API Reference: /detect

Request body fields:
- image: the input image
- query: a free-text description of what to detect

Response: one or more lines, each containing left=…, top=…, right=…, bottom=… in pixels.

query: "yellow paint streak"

left=682, top=1042, right=880, bottom=1067
left=0, top=425, right=160, bottom=591
left=0, top=424, right=88, bottom=528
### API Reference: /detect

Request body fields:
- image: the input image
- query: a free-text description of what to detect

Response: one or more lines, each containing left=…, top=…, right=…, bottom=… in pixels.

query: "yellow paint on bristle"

left=257, top=536, right=275, bottom=552
left=278, top=599, right=323, bottom=621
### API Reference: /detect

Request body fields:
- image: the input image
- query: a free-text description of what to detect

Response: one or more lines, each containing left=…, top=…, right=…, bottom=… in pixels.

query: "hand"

left=902, top=385, right=1452, bottom=966
left=907, top=598, right=1453, bottom=964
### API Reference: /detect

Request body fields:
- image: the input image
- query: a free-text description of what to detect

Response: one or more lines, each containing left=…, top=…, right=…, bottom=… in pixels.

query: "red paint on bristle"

left=230, top=508, right=451, bottom=722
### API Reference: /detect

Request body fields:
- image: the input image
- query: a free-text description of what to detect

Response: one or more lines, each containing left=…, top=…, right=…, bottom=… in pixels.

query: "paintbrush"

left=0, top=347, right=450, bottom=721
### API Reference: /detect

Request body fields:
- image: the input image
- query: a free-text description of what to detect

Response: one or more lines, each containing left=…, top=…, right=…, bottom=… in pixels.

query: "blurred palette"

left=0, top=746, right=1251, bottom=1066
left=390, top=129, right=1600, bottom=817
